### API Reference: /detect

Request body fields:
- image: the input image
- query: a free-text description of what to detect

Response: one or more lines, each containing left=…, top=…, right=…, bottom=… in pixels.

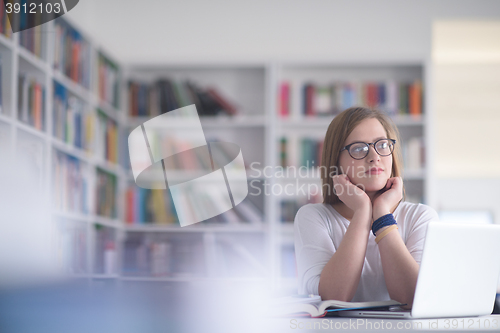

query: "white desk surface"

left=265, top=315, right=500, bottom=332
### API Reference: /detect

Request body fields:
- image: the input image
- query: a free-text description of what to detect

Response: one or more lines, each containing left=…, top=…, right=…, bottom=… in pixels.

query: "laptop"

left=339, top=221, right=500, bottom=319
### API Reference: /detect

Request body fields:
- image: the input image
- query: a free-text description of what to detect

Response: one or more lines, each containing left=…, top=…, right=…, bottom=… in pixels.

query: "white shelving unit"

left=271, top=62, right=429, bottom=291
left=121, top=64, right=273, bottom=284
left=0, top=18, right=126, bottom=283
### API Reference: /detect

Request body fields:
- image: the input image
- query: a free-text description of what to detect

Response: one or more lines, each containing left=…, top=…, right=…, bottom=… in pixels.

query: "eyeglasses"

left=340, top=138, right=396, bottom=160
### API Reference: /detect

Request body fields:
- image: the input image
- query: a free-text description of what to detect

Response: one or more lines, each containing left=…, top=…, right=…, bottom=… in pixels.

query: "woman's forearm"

left=318, top=207, right=371, bottom=301
left=377, top=229, right=419, bottom=308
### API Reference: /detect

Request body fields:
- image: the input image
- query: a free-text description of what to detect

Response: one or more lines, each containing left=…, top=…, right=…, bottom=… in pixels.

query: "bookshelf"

left=273, top=63, right=429, bottom=291
left=121, top=65, right=271, bottom=282
left=0, top=16, right=126, bottom=283
left=0, top=16, right=432, bottom=294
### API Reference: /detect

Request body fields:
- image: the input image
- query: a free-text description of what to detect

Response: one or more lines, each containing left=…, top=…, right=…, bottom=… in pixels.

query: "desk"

left=267, top=315, right=500, bottom=332
left=2, top=282, right=499, bottom=333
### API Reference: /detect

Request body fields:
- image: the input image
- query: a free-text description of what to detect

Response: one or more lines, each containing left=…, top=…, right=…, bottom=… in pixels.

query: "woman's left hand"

left=372, top=177, right=403, bottom=221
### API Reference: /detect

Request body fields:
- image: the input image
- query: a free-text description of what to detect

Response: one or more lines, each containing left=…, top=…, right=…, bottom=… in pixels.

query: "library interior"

left=0, top=1, right=499, bottom=332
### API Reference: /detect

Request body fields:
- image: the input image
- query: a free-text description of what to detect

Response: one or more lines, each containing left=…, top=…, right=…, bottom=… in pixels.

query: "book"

left=98, top=53, right=119, bottom=108
left=270, top=298, right=404, bottom=318
left=95, top=110, right=118, bottom=164
left=206, top=87, right=238, bottom=115
left=279, top=82, right=290, bottom=117
left=17, top=74, right=45, bottom=130
left=95, top=168, right=117, bottom=218
left=53, top=18, right=91, bottom=88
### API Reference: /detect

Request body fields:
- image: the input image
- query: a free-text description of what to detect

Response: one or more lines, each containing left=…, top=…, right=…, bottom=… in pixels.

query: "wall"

left=433, top=21, right=500, bottom=224
left=66, top=0, right=500, bottom=64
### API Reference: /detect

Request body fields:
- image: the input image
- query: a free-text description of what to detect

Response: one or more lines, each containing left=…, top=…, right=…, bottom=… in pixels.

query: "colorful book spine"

left=125, top=186, right=178, bottom=224
left=125, top=185, right=263, bottom=225
left=280, top=137, right=288, bottom=167
left=95, top=168, right=117, bottom=218
left=53, top=81, right=92, bottom=151
left=280, top=135, right=324, bottom=168
left=300, top=137, right=323, bottom=168
left=98, top=53, right=119, bottom=108
left=409, top=80, right=422, bottom=117
left=19, top=0, right=44, bottom=58
left=17, top=74, right=45, bottom=130
left=279, top=82, right=290, bottom=117
left=96, top=110, right=118, bottom=164
left=53, top=19, right=91, bottom=88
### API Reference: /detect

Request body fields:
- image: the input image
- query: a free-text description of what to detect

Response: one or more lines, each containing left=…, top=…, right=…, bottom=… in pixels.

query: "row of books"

left=125, top=187, right=178, bottom=224
left=0, top=2, right=12, bottom=37
left=95, top=110, right=118, bottom=164
left=97, top=53, right=119, bottom=108
left=123, top=236, right=205, bottom=277
left=95, top=168, right=117, bottom=218
left=54, top=19, right=91, bottom=88
left=125, top=185, right=263, bottom=224
left=18, top=74, right=46, bottom=130
left=55, top=218, right=87, bottom=275
left=53, top=150, right=89, bottom=214
left=280, top=136, right=323, bottom=168
left=128, top=80, right=238, bottom=117
left=53, top=81, right=93, bottom=151
left=279, top=80, right=423, bottom=117
left=19, top=9, right=43, bottom=58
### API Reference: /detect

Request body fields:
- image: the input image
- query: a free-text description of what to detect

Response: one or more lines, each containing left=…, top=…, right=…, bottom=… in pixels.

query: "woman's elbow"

left=318, top=280, right=353, bottom=302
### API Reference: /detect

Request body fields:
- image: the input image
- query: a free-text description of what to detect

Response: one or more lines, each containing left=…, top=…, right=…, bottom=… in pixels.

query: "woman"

left=294, top=106, right=438, bottom=308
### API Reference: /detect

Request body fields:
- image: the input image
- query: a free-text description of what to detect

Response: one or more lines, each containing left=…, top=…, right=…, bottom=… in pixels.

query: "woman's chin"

left=356, top=179, right=387, bottom=192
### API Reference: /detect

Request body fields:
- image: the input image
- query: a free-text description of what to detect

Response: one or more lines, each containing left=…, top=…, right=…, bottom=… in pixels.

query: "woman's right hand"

left=332, top=174, right=371, bottom=213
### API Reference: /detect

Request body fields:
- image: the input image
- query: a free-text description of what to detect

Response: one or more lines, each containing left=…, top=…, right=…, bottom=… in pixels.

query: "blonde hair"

left=321, top=107, right=405, bottom=205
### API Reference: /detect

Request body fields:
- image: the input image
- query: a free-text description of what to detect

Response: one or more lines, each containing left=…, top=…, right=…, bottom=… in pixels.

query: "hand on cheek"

left=371, top=177, right=403, bottom=221
left=332, top=174, right=371, bottom=213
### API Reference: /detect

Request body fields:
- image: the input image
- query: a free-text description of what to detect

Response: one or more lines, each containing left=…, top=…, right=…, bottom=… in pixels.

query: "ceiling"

left=65, top=0, right=500, bottom=66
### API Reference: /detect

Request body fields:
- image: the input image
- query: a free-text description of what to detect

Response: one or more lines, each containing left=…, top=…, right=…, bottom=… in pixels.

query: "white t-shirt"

left=294, top=201, right=439, bottom=302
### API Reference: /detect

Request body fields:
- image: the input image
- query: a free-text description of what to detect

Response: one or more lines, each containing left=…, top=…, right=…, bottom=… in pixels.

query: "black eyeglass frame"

left=340, top=138, right=396, bottom=160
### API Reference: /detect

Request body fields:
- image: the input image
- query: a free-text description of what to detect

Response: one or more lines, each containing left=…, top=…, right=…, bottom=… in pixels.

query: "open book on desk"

left=270, top=298, right=404, bottom=318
